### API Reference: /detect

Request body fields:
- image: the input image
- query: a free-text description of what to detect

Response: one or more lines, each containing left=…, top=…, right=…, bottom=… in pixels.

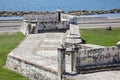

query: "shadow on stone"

left=77, top=66, right=120, bottom=74
left=81, top=39, right=86, bottom=44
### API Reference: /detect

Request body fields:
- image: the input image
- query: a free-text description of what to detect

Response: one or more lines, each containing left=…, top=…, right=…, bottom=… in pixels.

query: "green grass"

left=80, top=28, right=120, bottom=46
left=0, top=32, right=29, bottom=80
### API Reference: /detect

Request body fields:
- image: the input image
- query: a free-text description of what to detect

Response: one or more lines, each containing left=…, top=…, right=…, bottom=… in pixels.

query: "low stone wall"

left=21, top=20, right=69, bottom=34
left=5, top=55, right=58, bottom=80
left=79, top=44, right=105, bottom=49
left=75, top=47, right=120, bottom=71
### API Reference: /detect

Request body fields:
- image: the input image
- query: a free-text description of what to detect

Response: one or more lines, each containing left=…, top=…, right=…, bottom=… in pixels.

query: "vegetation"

left=0, top=32, right=29, bottom=80
left=80, top=28, right=120, bottom=46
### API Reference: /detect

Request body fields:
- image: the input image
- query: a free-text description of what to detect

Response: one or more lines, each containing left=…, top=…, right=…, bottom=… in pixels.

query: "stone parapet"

left=6, top=55, right=58, bottom=80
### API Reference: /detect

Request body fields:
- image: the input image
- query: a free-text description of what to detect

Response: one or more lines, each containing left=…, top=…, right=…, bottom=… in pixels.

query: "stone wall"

left=5, top=55, right=58, bottom=80
left=37, top=21, right=69, bottom=30
left=75, top=47, right=120, bottom=71
left=21, top=20, right=69, bottom=34
left=23, top=14, right=57, bottom=21
left=79, top=44, right=105, bottom=49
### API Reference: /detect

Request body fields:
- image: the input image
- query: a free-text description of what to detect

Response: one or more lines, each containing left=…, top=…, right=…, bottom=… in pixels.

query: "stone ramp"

left=5, top=33, right=65, bottom=80
left=6, top=33, right=65, bottom=71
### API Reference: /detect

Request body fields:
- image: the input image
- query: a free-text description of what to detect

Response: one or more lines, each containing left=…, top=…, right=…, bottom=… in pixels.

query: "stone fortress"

left=5, top=9, right=120, bottom=80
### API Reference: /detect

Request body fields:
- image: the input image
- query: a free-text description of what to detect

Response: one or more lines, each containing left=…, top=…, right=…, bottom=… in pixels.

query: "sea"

left=0, top=0, right=120, bottom=19
left=0, top=0, right=120, bottom=11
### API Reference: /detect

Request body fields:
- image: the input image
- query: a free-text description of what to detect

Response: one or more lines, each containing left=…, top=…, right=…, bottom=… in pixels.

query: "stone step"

left=40, top=42, right=61, bottom=46
left=35, top=50, right=57, bottom=57
left=43, top=39, right=62, bottom=43
left=40, top=44, right=59, bottom=47
left=39, top=46, right=58, bottom=50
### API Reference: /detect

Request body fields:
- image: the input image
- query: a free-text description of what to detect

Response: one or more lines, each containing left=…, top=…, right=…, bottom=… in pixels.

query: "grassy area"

left=80, top=28, right=120, bottom=46
left=0, top=32, right=29, bottom=80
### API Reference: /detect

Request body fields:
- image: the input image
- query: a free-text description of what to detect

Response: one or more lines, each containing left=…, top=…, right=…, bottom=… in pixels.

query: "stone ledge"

left=6, top=55, right=58, bottom=80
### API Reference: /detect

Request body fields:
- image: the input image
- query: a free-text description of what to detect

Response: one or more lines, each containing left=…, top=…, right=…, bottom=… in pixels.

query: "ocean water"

left=0, top=0, right=120, bottom=11
left=0, top=0, right=120, bottom=20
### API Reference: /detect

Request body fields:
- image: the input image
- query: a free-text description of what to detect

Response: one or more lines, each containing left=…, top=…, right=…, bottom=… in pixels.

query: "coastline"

left=68, top=9, right=120, bottom=16
left=0, top=9, right=120, bottom=17
left=0, top=11, right=55, bottom=17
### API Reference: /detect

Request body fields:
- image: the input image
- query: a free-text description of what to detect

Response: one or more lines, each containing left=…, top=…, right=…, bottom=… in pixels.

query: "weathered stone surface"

left=65, top=24, right=82, bottom=44
left=79, top=44, right=105, bottom=49
left=5, top=33, right=65, bottom=80
left=75, top=47, right=120, bottom=69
